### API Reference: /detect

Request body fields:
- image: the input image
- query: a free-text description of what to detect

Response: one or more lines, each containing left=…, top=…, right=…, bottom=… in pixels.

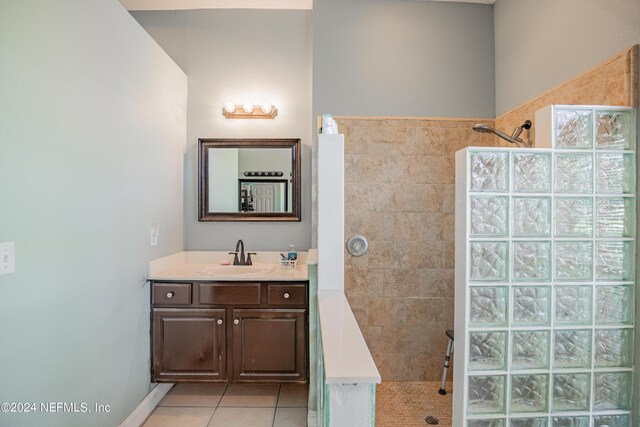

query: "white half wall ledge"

left=119, top=0, right=312, bottom=10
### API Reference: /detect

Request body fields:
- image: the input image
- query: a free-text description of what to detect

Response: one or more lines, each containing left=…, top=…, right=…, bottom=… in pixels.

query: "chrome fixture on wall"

left=346, top=235, right=369, bottom=257
left=473, top=120, right=532, bottom=147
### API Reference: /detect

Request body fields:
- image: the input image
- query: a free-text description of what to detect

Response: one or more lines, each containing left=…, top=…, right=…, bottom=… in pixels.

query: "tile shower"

left=454, top=106, right=636, bottom=426
left=337, top=118, right=497, bottom=381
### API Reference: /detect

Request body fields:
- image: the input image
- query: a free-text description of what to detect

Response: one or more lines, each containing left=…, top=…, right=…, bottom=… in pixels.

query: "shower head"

left=472, top=120, right=532, bottom=147
left=472, top=124, right=494, bottom=133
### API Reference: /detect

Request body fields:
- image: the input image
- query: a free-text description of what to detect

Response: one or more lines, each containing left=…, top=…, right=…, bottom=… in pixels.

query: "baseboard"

left=119, top=383, right=174, bottom=427
left=308, top=409, right=317, bottom=427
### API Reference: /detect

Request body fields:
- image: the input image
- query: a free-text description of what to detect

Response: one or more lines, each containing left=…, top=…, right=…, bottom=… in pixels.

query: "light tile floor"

left=376, top=381, right=453, bottom=427
left=142, top=383, right=308, bottom=427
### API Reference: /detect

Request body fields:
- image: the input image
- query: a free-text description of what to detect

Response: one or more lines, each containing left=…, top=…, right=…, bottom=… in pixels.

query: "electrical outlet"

left=0, top=242, right=15, bottom=275
left=150, top=223, right=160, bottom=247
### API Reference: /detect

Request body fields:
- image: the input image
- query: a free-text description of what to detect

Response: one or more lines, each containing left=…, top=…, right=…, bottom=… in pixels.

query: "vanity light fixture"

left=222, top=102, right=278, bottom=119
left=244, top=171, right=284, bottom=177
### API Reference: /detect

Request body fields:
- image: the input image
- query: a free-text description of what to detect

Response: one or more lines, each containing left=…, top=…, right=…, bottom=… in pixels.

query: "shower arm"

left=493, top=128, right=526, bottom=147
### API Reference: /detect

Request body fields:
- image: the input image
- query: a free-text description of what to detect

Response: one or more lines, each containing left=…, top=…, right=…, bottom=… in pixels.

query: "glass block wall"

left=453, top=106, right=636, bottom=427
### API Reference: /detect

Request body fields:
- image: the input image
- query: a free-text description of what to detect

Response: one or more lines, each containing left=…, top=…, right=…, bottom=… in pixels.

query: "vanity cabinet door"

left=231, top=309, right=307, bottom=383
left=152, top=308, right=226, bottom=382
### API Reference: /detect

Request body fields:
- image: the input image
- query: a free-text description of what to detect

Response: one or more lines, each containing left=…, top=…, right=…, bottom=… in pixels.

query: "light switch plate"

left=150, top=223, right=160, bottom=247
left=0, top=242, right=15, bottom=275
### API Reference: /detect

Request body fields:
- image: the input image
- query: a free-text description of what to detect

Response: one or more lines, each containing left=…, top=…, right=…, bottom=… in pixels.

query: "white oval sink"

left=199, top=263, right=275, bottom=277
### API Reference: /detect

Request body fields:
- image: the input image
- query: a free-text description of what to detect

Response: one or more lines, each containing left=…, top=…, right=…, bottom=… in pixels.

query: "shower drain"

left=425, top=415, right=440, bottom=425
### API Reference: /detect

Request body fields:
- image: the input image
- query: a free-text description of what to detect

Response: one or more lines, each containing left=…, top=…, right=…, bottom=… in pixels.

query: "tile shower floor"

left=142, top=383, right=308, bottom=427
left=376, top=381, right=453, bottom=427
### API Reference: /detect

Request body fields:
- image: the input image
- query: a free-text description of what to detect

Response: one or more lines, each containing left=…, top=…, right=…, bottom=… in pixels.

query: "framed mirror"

left=198, top=138, right=301, bottom=221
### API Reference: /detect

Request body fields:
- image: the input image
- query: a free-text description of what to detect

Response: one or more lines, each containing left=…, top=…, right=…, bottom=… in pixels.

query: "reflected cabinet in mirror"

left=198, top=138, right=301, bottom=221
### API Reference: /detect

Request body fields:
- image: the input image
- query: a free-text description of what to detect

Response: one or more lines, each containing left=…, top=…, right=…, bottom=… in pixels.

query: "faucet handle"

left=246, top=252, right=257, bottom=265
left=228, top=251, right=239, bottom=265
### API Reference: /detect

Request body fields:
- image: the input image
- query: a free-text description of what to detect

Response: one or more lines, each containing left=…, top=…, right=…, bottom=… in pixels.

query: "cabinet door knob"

left=217, top=319, right=223, bottom=325
left=166, top=292, right=174, bottom=299
left=283, top=292, right=290, bottom=299
left=234, top=319, right=239, bottom=325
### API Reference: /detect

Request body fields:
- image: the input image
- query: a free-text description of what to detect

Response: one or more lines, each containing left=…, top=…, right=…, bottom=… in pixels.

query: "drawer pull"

left=166, top=292, right=175, bottom=299
left=217, top=319, right=223, bottom=325
left=234, top=319, right=240, bottom=325
left=283, top=292, right=290, bottom=299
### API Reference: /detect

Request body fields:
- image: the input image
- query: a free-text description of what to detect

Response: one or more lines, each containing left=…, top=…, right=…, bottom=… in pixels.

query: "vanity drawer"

left=267, top=284, right=307, bottom=306
left=153, top=283, right=192, bottom=306
left=199, top=283, right=261, bottom=305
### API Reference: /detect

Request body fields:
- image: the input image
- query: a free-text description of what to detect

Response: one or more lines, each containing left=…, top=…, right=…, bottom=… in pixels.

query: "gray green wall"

left=131, top=10, right=313, bottom=252
left=312, top=0, right=496, bottom=118
left=0, top=1, right=187, bottom=426
left=494, top=0, right=640, bottom=115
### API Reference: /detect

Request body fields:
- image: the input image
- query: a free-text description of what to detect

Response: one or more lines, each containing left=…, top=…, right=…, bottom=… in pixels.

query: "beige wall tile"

left=360, top=325, right=384, bottom=353
left=367, top=297, right=406, bottom=326
left=421, top=156, right=454, bottom=184
left=442, top=184, right=455, bottom=213
left=407, top=127, right=446, bottom=155
left=344, top=267, right=384, bottom=298
left=368, top=183, right=431, bottom=212
left=419, top=269, right=454, bottom=298
left=420, top=327, right=451, bottom=355
left=397, top=325, right=422, bottom=355
left=344, top=182, right=370, bottom=213
left=345, top=210, right=384, bottom=241
left=420, top=212, right=445, bottom=241
left=368, top=241, right=405, bottom=269
left=410, top=241, right=443, bottom=269
left=345, top=155, right=385, bottom=184
left=372, top=353, right=404, bottom=381
left=383, top=269, right=421, bottom=298
left=379, top=212, right=423, bottom=241
left=344, top=247, right=369, bottom=268
left=347, top=296, right=370, bottom=327
left=442, top=242, right=455, bottom=269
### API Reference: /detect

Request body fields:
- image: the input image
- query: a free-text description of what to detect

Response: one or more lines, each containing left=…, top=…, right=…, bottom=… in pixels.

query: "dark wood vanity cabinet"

left=232, top=308, right=306, bottom=382
left=150, top=281, right=308, bottom=384
left=152, top=308, right=226, bottom=382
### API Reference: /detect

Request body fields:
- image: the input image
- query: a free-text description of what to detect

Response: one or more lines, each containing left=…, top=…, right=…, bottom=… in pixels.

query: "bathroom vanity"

left=148, top=252, right=309, bottom=384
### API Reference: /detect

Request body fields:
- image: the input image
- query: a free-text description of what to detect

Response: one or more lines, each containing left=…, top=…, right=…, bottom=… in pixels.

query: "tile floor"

left=142, top=383, right=308, bottom=427
left=376, top=381, right=452, bottom=427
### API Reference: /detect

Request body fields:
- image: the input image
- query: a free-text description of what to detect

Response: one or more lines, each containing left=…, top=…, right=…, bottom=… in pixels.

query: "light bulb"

left=224, top=102, right=235, bottom=113
left=242, top=103, right=254, bottom=113
left=261, top=103, right=273, bottom=114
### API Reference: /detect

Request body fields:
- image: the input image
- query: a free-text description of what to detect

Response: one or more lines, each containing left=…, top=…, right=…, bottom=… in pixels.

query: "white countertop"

left=318, top=290, right=381, bottom=384
left=148, top=251, right=309, bottom=281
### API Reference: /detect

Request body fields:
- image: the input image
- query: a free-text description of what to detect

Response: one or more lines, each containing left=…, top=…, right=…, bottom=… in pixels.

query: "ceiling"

left=423, top=0, right=495, bottom=3
left=119, top=0, right=312, bottom=10
left=120, top=0, right=494, bottom=10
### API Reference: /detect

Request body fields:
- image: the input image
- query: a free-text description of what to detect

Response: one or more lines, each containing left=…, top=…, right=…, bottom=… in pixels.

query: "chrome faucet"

left=229, top=239, right=256, bottom=266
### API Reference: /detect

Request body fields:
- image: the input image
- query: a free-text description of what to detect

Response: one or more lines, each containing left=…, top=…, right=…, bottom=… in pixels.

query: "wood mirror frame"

left=198, top=138, right=301, bottom=222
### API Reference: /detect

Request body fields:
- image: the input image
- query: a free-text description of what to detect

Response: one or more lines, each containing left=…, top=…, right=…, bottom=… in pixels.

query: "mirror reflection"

left=198, top=138, right=301, bottom=222
left=208, top=148, right=292, bottom=213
